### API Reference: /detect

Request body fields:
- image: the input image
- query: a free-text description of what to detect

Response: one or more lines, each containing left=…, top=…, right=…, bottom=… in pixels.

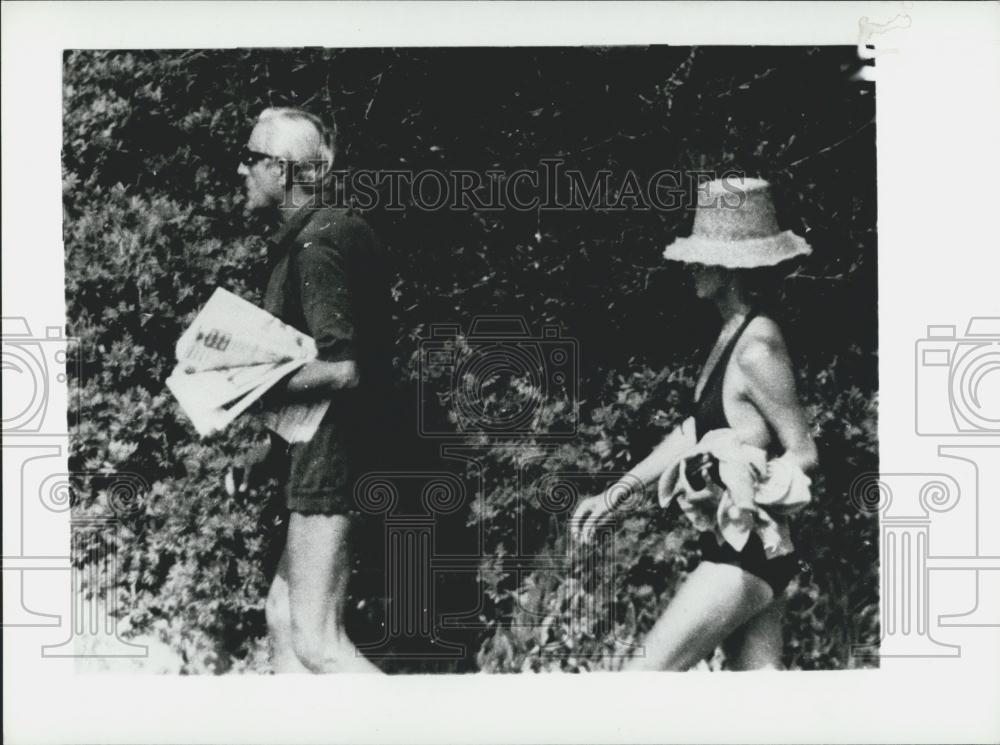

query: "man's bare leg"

left=265, top=550, right=310, bottom=673
left=285, top=512, right=380, bottom=673
left=625, top=561, right=774, bottom=671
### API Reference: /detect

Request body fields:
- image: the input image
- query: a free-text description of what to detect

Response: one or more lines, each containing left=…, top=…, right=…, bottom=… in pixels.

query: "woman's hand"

left=571, top=492, right=618, bottom=544
left=683, top=452, right=722, bottom=491
left=572, top=420, right=696, bottom=544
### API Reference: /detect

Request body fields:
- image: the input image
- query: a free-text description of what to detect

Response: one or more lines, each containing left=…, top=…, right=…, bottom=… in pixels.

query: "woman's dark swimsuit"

left=691, top=309, right=798, bottom=596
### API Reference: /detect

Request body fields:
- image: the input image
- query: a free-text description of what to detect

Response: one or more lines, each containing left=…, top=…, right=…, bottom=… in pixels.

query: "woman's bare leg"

left=625, top=561, right=774, bottom=671
left=724, top=597, right=786, bottom=670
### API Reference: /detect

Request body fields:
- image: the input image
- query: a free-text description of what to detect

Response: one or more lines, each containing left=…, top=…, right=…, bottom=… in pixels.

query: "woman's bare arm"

left=612, top=421, right=696, bottom=496
left=572, top=420, right=695, bottom=542
left=737, top=336, right=818, bottom=474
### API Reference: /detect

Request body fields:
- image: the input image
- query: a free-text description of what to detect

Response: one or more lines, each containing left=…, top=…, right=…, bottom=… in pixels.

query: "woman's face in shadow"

left=690, top=264, right=731, bottom=300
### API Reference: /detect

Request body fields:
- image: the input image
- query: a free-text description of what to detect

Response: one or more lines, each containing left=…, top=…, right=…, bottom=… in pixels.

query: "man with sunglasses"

left=236, top=107, right=389, bottom=673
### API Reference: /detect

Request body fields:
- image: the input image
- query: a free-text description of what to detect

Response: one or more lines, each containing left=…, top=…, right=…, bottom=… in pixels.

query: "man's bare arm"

left=273, top=359, right=360, bottom=404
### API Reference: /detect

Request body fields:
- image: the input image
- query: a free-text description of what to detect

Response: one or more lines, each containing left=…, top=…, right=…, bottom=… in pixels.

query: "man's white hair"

left=257, top=107, right=336, bottom=189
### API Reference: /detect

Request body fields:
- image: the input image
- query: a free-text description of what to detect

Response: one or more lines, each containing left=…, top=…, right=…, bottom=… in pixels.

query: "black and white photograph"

left=3, top=3, right=1000, bottom=744
left=57, top=43, right=877, bottom=674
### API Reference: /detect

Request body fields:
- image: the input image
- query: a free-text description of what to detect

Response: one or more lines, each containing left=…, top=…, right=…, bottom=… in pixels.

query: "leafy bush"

left=64, top=47, right=877, bottom=672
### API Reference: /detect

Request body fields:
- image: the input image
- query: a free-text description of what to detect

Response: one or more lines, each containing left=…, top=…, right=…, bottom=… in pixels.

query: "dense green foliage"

left=64, top=47, right=877, bottom=673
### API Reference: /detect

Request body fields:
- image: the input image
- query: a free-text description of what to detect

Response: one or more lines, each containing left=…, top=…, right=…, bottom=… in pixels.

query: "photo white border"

left=4, top=2, right=1000, bottom=743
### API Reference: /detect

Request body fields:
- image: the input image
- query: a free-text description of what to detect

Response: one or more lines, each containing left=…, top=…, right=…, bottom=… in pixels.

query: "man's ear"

left=288, top=159, right=319, bottom=189
left=277, top=159, right=293, bottom=189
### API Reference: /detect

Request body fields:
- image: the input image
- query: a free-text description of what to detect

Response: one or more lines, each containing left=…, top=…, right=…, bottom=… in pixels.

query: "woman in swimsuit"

left=572, top=177, right=819, bottom=671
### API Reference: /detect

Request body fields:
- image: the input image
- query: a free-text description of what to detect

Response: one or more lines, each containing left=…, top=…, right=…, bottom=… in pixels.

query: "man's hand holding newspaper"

left=166, top=288, right=331, bottom=443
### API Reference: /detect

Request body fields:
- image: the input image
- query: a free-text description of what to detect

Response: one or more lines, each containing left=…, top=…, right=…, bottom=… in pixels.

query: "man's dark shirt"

left=263, top=205, right=391, bottom=513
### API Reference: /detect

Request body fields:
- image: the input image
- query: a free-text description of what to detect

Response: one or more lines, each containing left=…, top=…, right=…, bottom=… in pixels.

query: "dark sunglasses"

left=239, top=146, right=279, bottom=168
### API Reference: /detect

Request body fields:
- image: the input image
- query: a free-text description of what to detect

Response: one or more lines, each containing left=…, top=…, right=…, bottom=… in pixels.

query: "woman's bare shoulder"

left=736, top=315, right=791, bottom=373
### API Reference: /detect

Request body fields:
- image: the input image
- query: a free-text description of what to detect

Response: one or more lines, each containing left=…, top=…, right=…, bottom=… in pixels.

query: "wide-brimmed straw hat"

left=663, top=177, right=811, bottom=268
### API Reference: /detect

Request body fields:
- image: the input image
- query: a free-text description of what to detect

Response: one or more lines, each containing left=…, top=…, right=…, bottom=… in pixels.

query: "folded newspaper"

left=166, top=288, right=330, bottom=442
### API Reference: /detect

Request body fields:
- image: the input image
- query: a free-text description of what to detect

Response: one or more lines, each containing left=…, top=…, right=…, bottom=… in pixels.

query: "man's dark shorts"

left=279, top=399, right=356, bottom=515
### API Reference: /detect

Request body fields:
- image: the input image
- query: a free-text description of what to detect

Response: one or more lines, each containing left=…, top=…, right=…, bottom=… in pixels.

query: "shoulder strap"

left=701, top=309, right=759, bottom=393
left=718, top=308, right=759, bottom=369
